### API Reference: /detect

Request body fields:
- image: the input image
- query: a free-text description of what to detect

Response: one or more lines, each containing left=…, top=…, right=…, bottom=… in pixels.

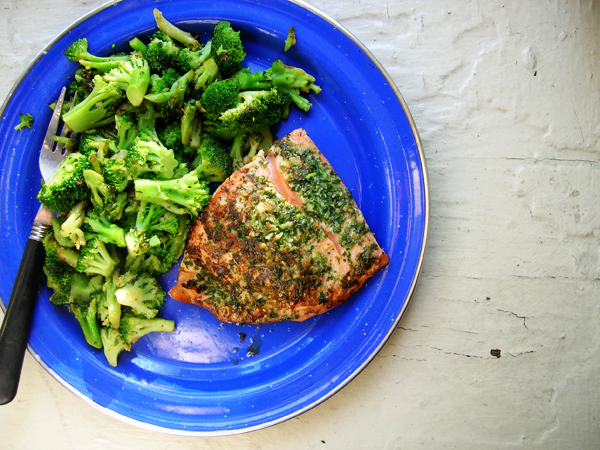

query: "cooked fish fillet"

left=169, top=129, right=389, bottom=323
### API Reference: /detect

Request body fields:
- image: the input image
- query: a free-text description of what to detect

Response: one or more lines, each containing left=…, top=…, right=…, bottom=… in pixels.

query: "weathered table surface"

left=1, top=0, right=598, bottom=448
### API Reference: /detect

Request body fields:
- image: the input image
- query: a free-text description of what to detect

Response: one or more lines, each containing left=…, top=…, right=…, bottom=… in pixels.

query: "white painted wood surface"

left=1, top=0, right=598, bottom=448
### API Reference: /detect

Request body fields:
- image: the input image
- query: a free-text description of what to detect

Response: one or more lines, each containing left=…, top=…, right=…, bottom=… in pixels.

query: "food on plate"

left=37, top=9, right=320, bottom=366
left=14, top=112, right=34, bottom=130
left=169, top=129, right=389, bottom=324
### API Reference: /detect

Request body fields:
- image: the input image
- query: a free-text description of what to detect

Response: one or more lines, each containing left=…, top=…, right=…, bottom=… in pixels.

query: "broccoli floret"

left=14, top=112, right=34, bottom=130
left=64, top=38, right=130, bottom=72
left=231, top=67, right=271, bottom=90
left=51, top=215, right=75, bottom=248
left=210, top=21, right=246, bottom=77
left=76, top=237, right=119, bottom=277
left=37, top=152, right=92, bottom=214
left=83, top=209, right=127, bottom=247
left=149, top=68, right=181, bottom=94
left=133, top=167, right=210, bottom=217
left=114, top=271, right=166, bottom=319
left=83, top=169, right=116, bottom=210
left=145, top=214, right=190, bottom=270
left=100, top=327, right=130, bottom=367
left=220, top=89, right=290, bottom=133
left=129, top=37, right=147, bottom=53
left=156, top=120, right=185, bottom=155
left=120, top=314, right=175, bottom=345
left=193, top=57, right=219, bottom=91
left=69, top=297, right=102, bottom=349
left=42, top=233, right=78, bottom=305
left=181, top=99, right=200, bottom=148
left=229, top=128, right=273, bottom=169
left=153, top=8, right=199, bottom=49
left=144, top=69, right=194, bottom=117
left=268, top=60, right=321, bottom=111
left=59, top=200, right=87, bottom=249
left=101, top=152, right=131, bottom=192
left=177, top=43, right=212, bottom=72
left=126, top=127, right=179, bottom=180
left=135, top=201, right=180, bottom=235
left=97, top=272, right=121, bottom=329
left=202, top=119, right=238, bottom=141
left=62, top=75, right=124, bottom=133
left=284, top=26, right=296, bottom=52
left=68, top=67, right=95, bottom=103
left=103, top=51, right=150, bottom=106
left=114, top=112, right=138, bottom=150
left=200, top=78, right=241, bottom=121
left=143, top=30, right=181, bottom=73
left=78, top=133, right=116, bottom=159
left=192, top=136, right=233, bottom=182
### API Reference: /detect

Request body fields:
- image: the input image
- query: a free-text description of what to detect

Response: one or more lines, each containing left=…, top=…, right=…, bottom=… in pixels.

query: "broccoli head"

left=192, top=136, right=233, bottom=182
left=69, top=297, right=102, bottom=349
left=75, top=237, right=119, bottom=278
left=114, top=271, right=166, bottom=319
left=120, top=314, right=175, bottom=345
left=200, top=78, right=241, bottom=121
left=83, top=209, right=127, bottom=247
left=153, top=8, right=199, bottom=49
left=126, top=127, right=179, bottom=180
left=64, top=38, right=130, bottom=72
left=14, top=113, right=34, bottom=131
left=103, top=51, right=151, bottom=106
left=219, top=89, right=290, bottom=133
left=210, top=21, right=246, bottom=77
left=37, top=152, right=92, bottom=214
left=100, top=327, right=131, bottom=367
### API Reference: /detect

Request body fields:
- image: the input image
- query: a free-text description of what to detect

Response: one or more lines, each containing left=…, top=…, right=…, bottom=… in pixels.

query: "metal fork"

left=0, top=86, right=68, bottom=405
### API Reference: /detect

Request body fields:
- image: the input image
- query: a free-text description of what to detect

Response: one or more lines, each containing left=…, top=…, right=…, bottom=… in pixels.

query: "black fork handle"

left=0, top=236, right=46, bottom=405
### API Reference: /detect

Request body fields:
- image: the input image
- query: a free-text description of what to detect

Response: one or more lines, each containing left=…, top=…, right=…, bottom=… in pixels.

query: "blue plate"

left=0, top=0, right=428, bottom=435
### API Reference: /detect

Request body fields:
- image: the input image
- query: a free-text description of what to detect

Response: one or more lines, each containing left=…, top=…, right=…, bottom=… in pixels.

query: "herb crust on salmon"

left=169, top=129, right=389, bottom=323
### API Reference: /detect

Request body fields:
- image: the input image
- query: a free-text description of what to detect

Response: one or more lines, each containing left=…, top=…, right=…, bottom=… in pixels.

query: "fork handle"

left=0, top=225, right=49, bottom=405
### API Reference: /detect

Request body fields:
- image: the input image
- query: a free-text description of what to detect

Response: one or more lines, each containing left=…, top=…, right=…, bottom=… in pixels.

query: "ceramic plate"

left=0, top=0, right=428, bottom=435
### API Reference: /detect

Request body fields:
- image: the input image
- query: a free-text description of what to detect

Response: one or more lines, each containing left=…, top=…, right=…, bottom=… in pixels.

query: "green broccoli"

left=230, top=127, right=273, bottom=168
left=192, top=136, right=233, bottom=182
left=103, top=51, right=150, bottom=106
left=181, top=99, right=200, bottom=147
left=101, top=153, right=131, bottom=192
left=114, top=112, right=138, bottom=150
left=100, top=327, right=131, bottom=367
left=133, top=167, right=210, bottom=217
left=148, top=68, right=182, bottom=94
left=156, top=120, right=185, bottom=155
left=220, top=89, right=290, bottom=133
left=114, top=271, right=166, bottom=319
left=177, top=43, right=212, bottom=72
left=78, top=133, right=117, bottom=159
left=135, top=100, right=165, bottom=130
left=51, top=215, right=75, bottom=248
left=75, top=237, right=119, bottom=277
left=231, top=68, right=272, bottom=90
left=135, top=201, right=180, bottom=235
left=62, top=75, right=124, bottom=133
left=143, top=30, right=181, bottom=73
left=210, top=21, right=246, bottom=77
left=126, top=127, right=179, bottom=180
left=83, top=169, right=116, bottom=209
left=42, top=233, right=78, bottom=305
left=14, top=112, right=34, bottom=130
left=37, top=152, right=92, bottom=214
left=59, top=200, right=87, bottom=249
left=153, top=8, right=199, bottom=49
left=64, top=38, right=130, bottom=72
left=193, top=57, right=219, bottom=90
left=120, top=314, right=175, bottom=345
left=284, top=26, right=296, bottom=52
left=97, top=272, right=121, bottom=329
left=69, top=297, right=102, bottom=349
left=144, top=69, right=194, bottom=117
left=200, top=78, right=241, bottom=121
left=83, top=209, right=127, bottom=247
left=68, top=67, right=95, bottom=103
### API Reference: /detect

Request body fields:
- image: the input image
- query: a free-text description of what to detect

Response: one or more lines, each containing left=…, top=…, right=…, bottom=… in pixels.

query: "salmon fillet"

left=169, top=129, right=389, bottom=323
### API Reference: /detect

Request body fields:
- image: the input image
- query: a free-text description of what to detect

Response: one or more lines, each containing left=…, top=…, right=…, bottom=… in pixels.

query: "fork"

left=0, top=86, right=68, bottom=405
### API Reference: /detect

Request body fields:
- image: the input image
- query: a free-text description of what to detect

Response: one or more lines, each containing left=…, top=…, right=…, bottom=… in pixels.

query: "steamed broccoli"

left=37, top=152, right=92, bottom=214
left=59, top=200, right=87, bottom=249
left=100, top=327, right=130, bottom=367
left=68, top=67, right=95, bottom=102
left=120, top=314, right=175, bottom=344
left=148, top=67, right=181, bottom=95
left=135, top=201, right=181, bottom=235
left=83, top=169, right=116, bottom=209
left=200, top=78, right=241, bottom=120
left=78, top=133, right=116, bottom=159
left=180, top=99, right=201, bottom=147
left=75, top=237, right=119, bottom=277
left=177, top=43, right=212, bottom=72
left=83, top=209, right=127, bottom=247
left=144, top=69, right=194, bottom=117
left=143, top=30, right=181, bottom=73
left=284, top=26, right=296, bottom=52
left=62, top=75, right=123, bottom=133
left=193, top=57, right=219, bottom=90
left=114, top=271, right=166, bottom=319
left=101, top=152, right=131, bottom=193
left=64, top=38, right=130, bottom=72
left=14, top=112, right=34, bottom=130
left=156, top=120, right=185, bottom=155
left=192, top=136, right=233, bottom=181
left=114, top=112, right=138, bottom=150
left=153, top=8, right=199, bottom=49
left=229, top=127, right=273, bottom=168
left=97, top=272, right=121, bottom=329
left=220, top=89, right=290, bottom=133
left=210, top=21, right=246, bottom=77
left=126, top=127, right=179, bottom=180
left=42, top=233, right=78, bottom=305
left=69, top=297, right=102, bottom=349
left=133, top=167, right=210, bottom=216
left=103, top=51, right=151, bottom=106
